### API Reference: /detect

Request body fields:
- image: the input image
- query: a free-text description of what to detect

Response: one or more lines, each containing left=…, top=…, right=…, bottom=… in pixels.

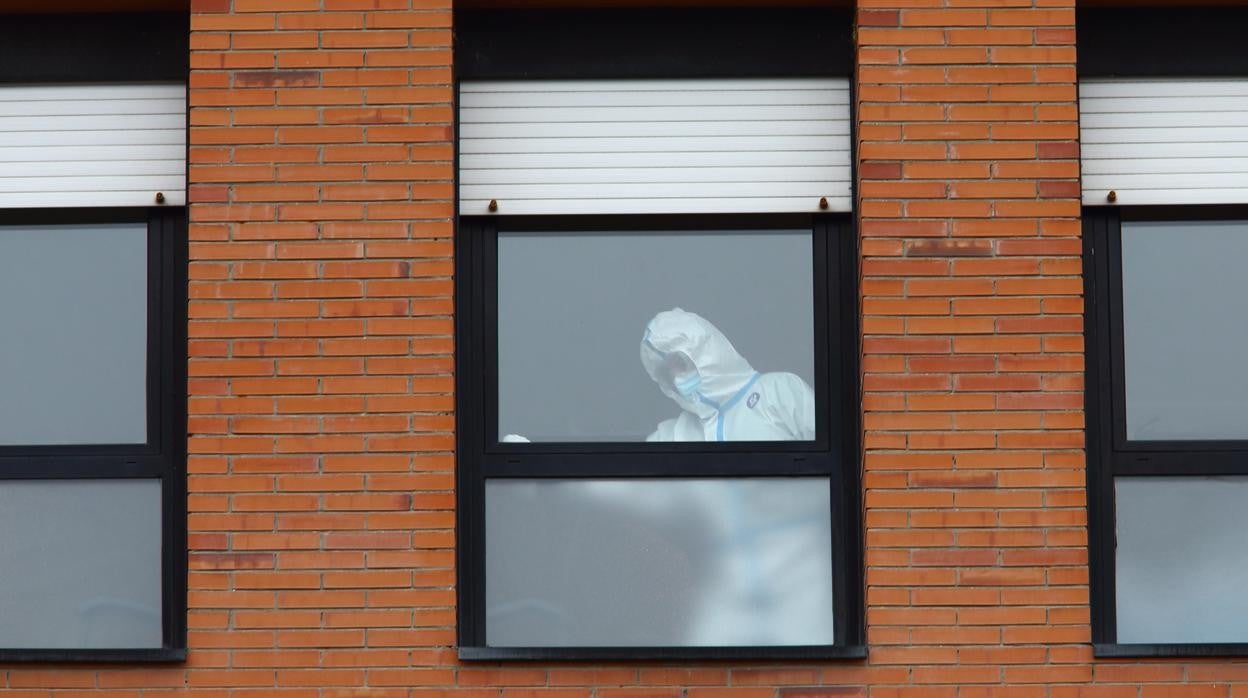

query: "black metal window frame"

left=1086, top=204, right=1248, bottom=657
left=0, top=12, right=187, bottom=84
left=1078, top=7, right=1248, bottom=78
left=454, top=7, right=853, bottom=81
left=454, top=213, right=863, bottom=660
left=0, top=207, right=187, bottom=662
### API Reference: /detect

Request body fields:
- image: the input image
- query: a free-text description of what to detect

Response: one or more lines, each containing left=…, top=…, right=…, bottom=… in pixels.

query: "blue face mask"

left=674, top=372, right=702, bottom=397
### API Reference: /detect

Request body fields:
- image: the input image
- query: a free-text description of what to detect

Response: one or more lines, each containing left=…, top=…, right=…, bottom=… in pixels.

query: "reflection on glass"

left=0, top=223, right=148, bottom=445
left=486, top=478, right=834, bottom=647
left=498, top=230, right=814, bottom=443
left=0, top=479, right=163, bottom=649
left=1116, top=476, right=1248, bottom=643
left=1122, top=220, right=1248, bottom=440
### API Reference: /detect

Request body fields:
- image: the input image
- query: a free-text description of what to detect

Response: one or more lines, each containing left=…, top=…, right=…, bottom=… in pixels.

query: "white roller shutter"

left=1081, top=78, right=1248, bottom=206
left=0, top=83, right=186, bottom=208
left=459, top=78, right=851, bottom=215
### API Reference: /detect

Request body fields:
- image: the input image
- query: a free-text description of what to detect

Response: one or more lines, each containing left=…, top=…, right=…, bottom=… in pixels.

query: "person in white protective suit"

left=640, top=308, right=816, bottom=442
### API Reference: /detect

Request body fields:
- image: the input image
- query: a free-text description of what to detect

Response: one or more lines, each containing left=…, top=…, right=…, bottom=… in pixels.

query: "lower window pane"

left=1116, top=476, right=1248, bottom=644
left=0, top=479, right=163, bottom=649
left=485, top=477, right=834, bottom=647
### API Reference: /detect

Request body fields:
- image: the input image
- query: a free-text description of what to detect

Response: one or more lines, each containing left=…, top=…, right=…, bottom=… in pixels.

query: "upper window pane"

left=1121, top=219, right=1248, bottom=440
left=0, top=223, right=147, bottom=446
left=497, top=229, right=815, bottom=442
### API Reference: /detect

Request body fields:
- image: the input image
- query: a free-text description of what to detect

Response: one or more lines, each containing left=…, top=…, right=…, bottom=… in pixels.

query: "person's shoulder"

left=755, top=371, right=812, bottom=391
left=757, top=371, right=804, bottom=383
left=750, top=373, right=815, bottom=410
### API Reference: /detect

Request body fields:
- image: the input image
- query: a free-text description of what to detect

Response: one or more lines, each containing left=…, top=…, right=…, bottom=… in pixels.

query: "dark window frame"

left=1086, top=204, right=1248, bottom=658
left=0, top=207, right=187, bottom=662
left=1078, top=7, right=1248, bottom=78
left=455, top=7, right=852, bottom=81
left=0, top=12, right=188, bottom=84
left=455, top=213, right=863, bottom=660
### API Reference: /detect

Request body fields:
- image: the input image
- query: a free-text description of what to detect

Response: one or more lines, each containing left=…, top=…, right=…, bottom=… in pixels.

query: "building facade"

left=1, top=0, right=1247, bottom=695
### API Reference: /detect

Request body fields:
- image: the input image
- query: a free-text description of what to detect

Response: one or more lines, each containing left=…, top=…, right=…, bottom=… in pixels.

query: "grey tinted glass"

left=497, top=230, right=814, bottom=442
left=1116, top=476, right=1248, bottom=643
left=1122, top=220, right=1248, bottom=440
left=0, top=223, right=147, bottom=445
left=0, top=479, right=163, bottom=648
left=486, top=477, right=834, bottom=647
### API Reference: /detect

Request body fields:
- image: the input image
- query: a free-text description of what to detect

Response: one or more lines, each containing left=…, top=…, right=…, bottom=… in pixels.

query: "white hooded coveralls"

left=640, top=308, right=816, bottom=442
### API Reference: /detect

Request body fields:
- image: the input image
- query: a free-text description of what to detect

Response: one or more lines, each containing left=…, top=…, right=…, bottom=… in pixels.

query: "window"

left=1081, top=6, right=1248, bottom=656
left=1086, top=210, right=1248, bottom=652
left=454, top=7, right=861, bottom=659
left=0, top=11, right=188, bottom=661
left=459, top=216, right=859, bottom=658
left=0, top=210, right=186, bottom=659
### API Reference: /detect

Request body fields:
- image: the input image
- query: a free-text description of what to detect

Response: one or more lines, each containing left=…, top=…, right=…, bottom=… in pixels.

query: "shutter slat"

left=1083, top=157, right=1248, bottom=176
left=461, top=165, right=844, bottom=186
left=0, top=191, right=186, bottom=207
left=1084, top=142, right=1248, bottom=159
left=461, top=104, right=843, bottom=124
left=460, top=149, right=849, bottom=170
left=462, top=78, right=844, bottom=93
left=459, top=88, right=847, bottom=108
left=0, top=144, right=183, bottom=163
left=470, top=197, right=834, bottom=215
left=0, top=174, right=187, bottom=193
left=460, top=120, right=848, bottom=139
left=462, top=181, right=849, bottom=200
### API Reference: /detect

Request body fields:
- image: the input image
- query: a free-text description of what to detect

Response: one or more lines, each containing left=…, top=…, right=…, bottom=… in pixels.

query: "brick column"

left=856, top=0, right=1088, bottom=689
left=186, top=0, right=456, bottom=687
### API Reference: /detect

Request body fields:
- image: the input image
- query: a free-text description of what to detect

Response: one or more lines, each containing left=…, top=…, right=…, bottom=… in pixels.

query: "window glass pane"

left=0, top=479, right=163, bottom=649
left=1121, top=220, right=1248, bottom=440
left=1116, top=476, right=1248, bottom=643
left=0, top=223, right=148, bottom=445
left=486, top=477, right=834, bottom=647
left=498, top=230, right=815, bottom=442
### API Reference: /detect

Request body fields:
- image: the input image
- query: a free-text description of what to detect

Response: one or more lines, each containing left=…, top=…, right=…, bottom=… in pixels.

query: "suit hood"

left=641, top=308, right=756, bottom=418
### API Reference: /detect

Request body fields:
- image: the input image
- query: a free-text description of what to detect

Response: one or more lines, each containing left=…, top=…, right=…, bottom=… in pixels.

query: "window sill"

left=459, top=645, right=868, bottom=662
left=0, top=648, right=186, bottom=663
left=1096, top=643, right=1248, bottom=658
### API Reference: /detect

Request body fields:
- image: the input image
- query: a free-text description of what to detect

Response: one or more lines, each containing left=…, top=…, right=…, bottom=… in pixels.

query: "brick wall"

left=180, top=0, right=459, bottom=694
left=856, top=0, right=1093, bottom=693
left=5, top=1, right=1248, bottom=696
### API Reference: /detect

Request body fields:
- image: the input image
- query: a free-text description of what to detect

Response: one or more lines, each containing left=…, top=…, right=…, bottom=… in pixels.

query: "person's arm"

left=646, top=417, right=681, bottom=442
